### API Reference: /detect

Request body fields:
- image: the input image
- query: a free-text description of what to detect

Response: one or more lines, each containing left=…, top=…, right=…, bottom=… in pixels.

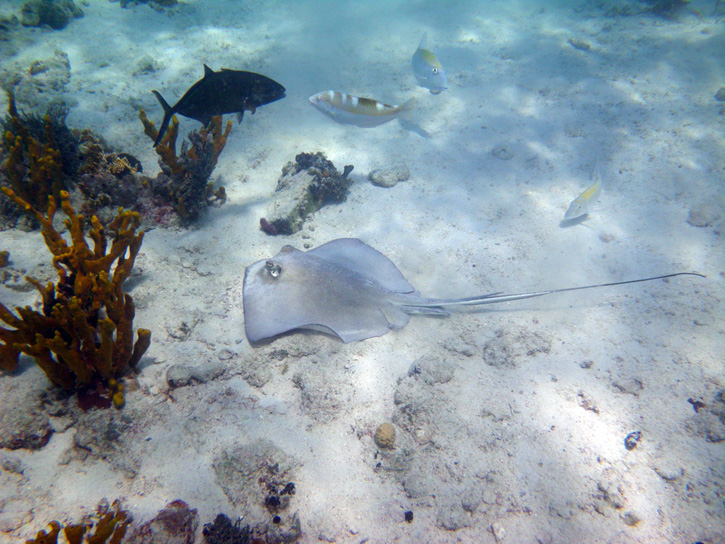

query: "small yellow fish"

left=564, top=162, right=603, bottom=220
left=412, top=33, right=447, bottom=94
left=309, top=90, right=414, bottom=128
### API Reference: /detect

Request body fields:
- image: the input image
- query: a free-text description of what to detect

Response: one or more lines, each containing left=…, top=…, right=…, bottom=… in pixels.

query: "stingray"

left=242, top=238, right=703, bottom=344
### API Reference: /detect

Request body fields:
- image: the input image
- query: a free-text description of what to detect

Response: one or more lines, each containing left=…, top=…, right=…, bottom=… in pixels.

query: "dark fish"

left=151, top=64, right=286, bottom=147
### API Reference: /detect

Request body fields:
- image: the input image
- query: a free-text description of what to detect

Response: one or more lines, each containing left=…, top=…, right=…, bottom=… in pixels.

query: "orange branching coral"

left=199, top=115, right=232, bottom=168
left=138, top=108, right=183, bottom=175
left=0, top=188, right=150, bottom=397
left=26, top=499, right=131, bottom=544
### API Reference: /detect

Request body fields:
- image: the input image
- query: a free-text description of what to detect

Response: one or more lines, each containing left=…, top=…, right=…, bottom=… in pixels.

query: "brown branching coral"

left=139, top=109, right=230, bottom=224
left=0, top=188, right=150, bottom=401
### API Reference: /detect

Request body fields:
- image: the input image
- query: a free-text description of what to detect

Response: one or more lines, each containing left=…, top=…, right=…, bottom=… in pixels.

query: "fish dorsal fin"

left=418, top=32, right=428, bottom=49
left=307, top=238, right=416, bottom=294
left=203, top=64, right=214, bottom=77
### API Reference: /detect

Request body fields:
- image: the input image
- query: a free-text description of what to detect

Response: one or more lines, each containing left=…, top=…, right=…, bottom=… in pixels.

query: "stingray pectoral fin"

left=308, top=239, right=416, bottom=294
left=319, top=305, right=408, bottom=343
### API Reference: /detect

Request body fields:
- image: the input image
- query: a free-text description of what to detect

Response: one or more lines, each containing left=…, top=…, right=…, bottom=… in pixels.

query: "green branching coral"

left=0, top=188, right=150, bottom=402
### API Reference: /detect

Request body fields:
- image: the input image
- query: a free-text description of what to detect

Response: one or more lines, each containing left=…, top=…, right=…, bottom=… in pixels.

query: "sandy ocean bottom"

left=0, top=0, right=724, bottom=542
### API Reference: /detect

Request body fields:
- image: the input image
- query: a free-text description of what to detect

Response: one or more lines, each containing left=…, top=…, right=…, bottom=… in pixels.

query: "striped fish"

left=309, top=90, right=414, bottom=128
left=412, top=33, right=447, bottom=94
left=563, top=161, right=603, bottom=220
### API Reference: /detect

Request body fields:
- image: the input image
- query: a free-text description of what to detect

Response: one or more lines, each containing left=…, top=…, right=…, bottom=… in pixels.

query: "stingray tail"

left=399, top=304, right=450, bottom=316
left=404, top=272, right=704, bottom=310
left=151, top=90, right=173, bottom=148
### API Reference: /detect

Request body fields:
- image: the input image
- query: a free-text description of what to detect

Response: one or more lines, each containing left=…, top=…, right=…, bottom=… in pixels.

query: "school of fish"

left=150, top=34, right=607, bottom=224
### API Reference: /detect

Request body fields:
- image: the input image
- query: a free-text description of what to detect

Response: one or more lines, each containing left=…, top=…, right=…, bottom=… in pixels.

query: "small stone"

left=491, top=145, right=514, bottom=160
left=612, top=378, right=644, bottom=396
left=579, top=360, right=594, bottom=369
left=568, top=38, right=591, bottom=51
left=374, top=423, right=396, bottom=449
left=0, top=454, right=24, bottom=475
left=413, top=427, right=432, bottom=445
left=576, top=391, right=600, bottom=414
left=624, top=431, right=641, bottom=451
left=597, top=481, right=626, bottom=509
left=490, top=521, right=506, bottom=541
left=687, top=202, right=721, bottom=227
left=166, top=365, right=193, bottom=388
left=167, top=361, right=225, bottom=388
left=217, top=349, right=235, bottom=361
left=653, top=462, right=683, bottom=482
left=715, top=87, right=725, bottom=102
left=443, top=338, right=475, bottom=357
left=0, top=393, right=52, bottom=450
left=461, top=485, right=484, bottom=512
left=437, top=504, right=470, bottom=531
left=621, top=511, right=642, bottom=526
left=134, top=54, right=161, bottom=75
left=408, top=356, right=454, bottom=385
left=368, top=164, right=410, bottom=188
left=0, top=510, right=33, bottom=532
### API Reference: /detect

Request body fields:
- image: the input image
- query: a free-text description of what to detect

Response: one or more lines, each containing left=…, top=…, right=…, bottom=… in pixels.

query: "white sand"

left=0, top=0, right=723, bottom=542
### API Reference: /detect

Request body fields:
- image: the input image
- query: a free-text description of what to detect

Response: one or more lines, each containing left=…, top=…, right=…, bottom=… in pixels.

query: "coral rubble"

left=0, top=385, right=52, bottom=450
left=1, top=50, right=73, bottom=113
left=74, top=129, right=147, bottom=225
left=202, top=512, right=302, bottom=544
left=260, top=152, right=354, bottom=235
left=126, top=500, right=198, bottom=544
left=20, top=0, right=84, bottom=30
left=213, top=440, right=302, bottom=542
left=139, top=109, right=229, bottom=224
left=644, top=0, right=690, bottom=16
left=0, top=189, right=150, bottom=403
left=119, top=0, right=178, bottom=8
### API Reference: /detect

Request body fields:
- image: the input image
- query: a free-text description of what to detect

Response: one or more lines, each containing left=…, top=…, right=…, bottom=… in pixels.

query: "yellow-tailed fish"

left=309, top=90, right=414, bottom=128
left=412, top=32, right=447, bottom=94
left=564, top=161, right=603, bottom=220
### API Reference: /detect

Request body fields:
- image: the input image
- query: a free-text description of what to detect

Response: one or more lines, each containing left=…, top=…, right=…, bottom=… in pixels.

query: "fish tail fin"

left=401, top=97, right=416, bottom=114
left=152, top=90, right=173, bottom=148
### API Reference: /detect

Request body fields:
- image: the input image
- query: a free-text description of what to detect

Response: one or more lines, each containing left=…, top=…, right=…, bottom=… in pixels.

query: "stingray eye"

left=432, top=67, right=438, bottom=74
left=265, top=260, right=282, bottom=278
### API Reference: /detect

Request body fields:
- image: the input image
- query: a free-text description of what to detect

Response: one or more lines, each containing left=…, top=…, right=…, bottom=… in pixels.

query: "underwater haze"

left=0, top=0, right=723, bottom=543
